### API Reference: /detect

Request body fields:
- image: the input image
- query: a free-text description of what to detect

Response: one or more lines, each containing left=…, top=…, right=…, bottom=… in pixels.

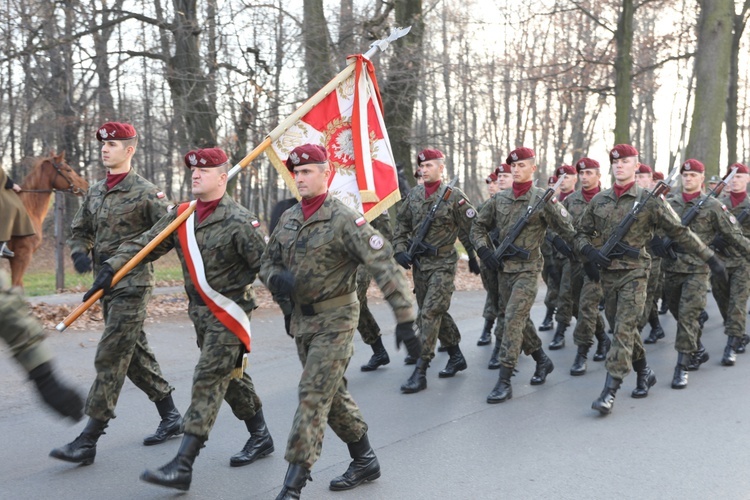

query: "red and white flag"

left=267, top=55, right=401, bottom=220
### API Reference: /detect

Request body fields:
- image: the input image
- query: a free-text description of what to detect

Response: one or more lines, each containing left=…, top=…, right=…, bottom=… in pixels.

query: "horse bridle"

left=20, top=159, right=85, bottom=195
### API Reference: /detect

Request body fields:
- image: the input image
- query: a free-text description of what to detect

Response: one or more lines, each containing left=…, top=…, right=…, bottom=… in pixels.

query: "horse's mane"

left=20, top=156, right=52, bottom=188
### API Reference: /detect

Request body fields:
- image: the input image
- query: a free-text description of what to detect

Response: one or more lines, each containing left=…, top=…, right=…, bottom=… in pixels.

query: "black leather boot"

left=530, top=348, right=554, bottom=385
left=329, top=433, right=380, bottom=491
left=488, top=337, right=502, bottom=369
left=686, top=342, right=709, bottom=371
left=487, top=365, right=514, bottom=404
left=230, top=408, right=274, bottom=467
left=643, top=322, right=665, bottom=344
left=49, top=417, right=108, bottom=465
left=736, top=334, right=750, bottom=354
left=631, top=358, right=657, bottom=398
left=671, top=353, right=690, bottom=389
left=593, top=327, right=611, bottom=362
left=698, top=310, right=709, bottom=329
left=439, top=345, right=467, bottom=378
left=29, top=362, right=84, bottom=421
left=570, top=344, right=589, bottom=376
left=361, top=337, right=390, bottom=372
left=401, top=358, right=428, bottom=393
left=539, top=307, right=554, bottom=331
left=721, top=336, right=740, bottom=366
left=477, top=318, right=494, bottom=346
left=404, top=354, right=417, bottom=365
left=591, top=374, right=622, bottom=415
left=143, top=394, right=183, bottom=446
left=549, top=322, right=567, bottom=350
left=140, top=434, right=205, bottom=491
left=276, top=463, right=311, bottom=500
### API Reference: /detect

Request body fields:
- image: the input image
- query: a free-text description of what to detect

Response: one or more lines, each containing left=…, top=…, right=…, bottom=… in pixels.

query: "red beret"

left=681, top=159, right=704, bottom=173
left=485, top=169, right=498, bottom=183
left=637, top=164, right=653, bottom=174
left=286, top=144, right=327, bottom=172
left=653, top=171, right=665, bottom=180
left=184, top=148, right=228, bottom=168
left=576, top=157, right=600, bottom=172
left=506, top=147, right=535, bottom=164
left=556, top=164, right=576, bottom=176
left=417, top=148, right=445, bottom=165
left=730, top=162, right=749, bottom=174
left=609, top=144, right=638, bottom=162
left=548, top=176, right=558, bottom=185
left=496, top=164, right=511, bottom=174
left=96, top=122, right=137, bottom=142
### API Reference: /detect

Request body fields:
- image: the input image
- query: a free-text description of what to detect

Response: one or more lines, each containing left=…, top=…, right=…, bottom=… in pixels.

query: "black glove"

left=583, top=260, right=600, bottom=282
left=707, top=255, right=728, bottom=283
left=710, top=234, right=729, bottom=254
left=648, top=236, right=669, bottom=259
left=284, top=314, right=292, bottom=338
left=395, top=320, right=422, bottom=359
left=29, top=362, right=84, bottom=421
left=468, top=257, right=481, bottom=275
left=582, top=244, right=611, bottom=268
left=551, top=235, right=573, bottom=258
left=83, top=263, right=114, bottom=301
left=394, top=252, right=412, bottom=270
left=477, top=246, right=500, bottom=271
left=545, top=263, right=562, bottom=285
left=269, top=270, right=295, bottom=296
left=71, top=252, right=92, bottom=274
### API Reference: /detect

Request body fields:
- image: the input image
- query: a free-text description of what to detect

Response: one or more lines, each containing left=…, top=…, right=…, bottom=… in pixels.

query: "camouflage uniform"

left=393, top=184, right=477, bottom=361
left=260, top=195, right=414, bottom=471
left=476, top=200, right=500, bottom=323
left=68, top=169, right=173, bottom=421
left=356, top=211, right=393, bottom=345
left=575, top=184, right=713, bottom=379
left=107, top=193, right=267, bottom=438
left=471, top=186, right=576, bottom=369
left=540, top=238, right=559, bottom=313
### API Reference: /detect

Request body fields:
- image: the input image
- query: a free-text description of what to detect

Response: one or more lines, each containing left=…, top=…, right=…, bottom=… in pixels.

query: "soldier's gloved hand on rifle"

left=710, top=234, right=729, bottom=255
left=82, top=263, right=114, bottom=301
left=29, top=362, right=84, bottom=421
left=395, top=320, right=421, bottom=359
left=583, top=261, right=600, bottom=282
left=71, top=252, right=92, bottom=274
left=582, top=244, right=611, bottom=268
left=551, top=235, right=573, bottom=258
left=706, top=255, right=728, bottom=283
left=394, top=252, right=412, bottom=270
left=468, top=256, right=481, bottom=275
left=648, top=235, right=669, bottom=259
left=477, top=246, right=500, bottom=271
left=269, top=270, right=295, bottom=296
left=284, top=314, right=292, bottom=338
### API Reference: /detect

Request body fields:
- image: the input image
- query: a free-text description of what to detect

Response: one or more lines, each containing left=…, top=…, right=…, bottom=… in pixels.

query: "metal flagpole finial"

left=364, top=26, right=412, bottom=59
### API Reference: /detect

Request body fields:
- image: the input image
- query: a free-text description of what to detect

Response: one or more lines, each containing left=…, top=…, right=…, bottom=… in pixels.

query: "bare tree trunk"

left=614, top=0, right=634, bottom=144
left=725, top=0, right=750, bottom=164
left=303, top=0, right=334, bottom=95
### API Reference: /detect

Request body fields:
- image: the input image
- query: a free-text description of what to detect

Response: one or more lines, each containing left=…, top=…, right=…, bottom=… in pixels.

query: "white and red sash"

left=177, top=202, right=251, bottom=352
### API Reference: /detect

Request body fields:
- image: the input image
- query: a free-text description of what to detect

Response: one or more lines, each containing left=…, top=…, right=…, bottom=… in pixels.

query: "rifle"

left=406, top=177, right=458, bottom=270
left=664, top=167, right=737, bottom=259
left=598, top=166, right=680, bottom=260
left=493, top=174, right=566, bottom=262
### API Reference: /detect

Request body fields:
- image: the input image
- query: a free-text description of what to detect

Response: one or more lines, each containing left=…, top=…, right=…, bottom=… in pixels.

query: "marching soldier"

left=712, top=163, right=750, bottom=365
left=477, top=167, right=503, bottom=346
left=0, top=167, right=36, bottom=258
left=393, top=148, right=481, bottom=394
left=85, top=148, right=274, bottom=490
left=472, top=147, right=576, bottom=404
left=539, top=175, right=561, bottom=332
left=1, top=270, right=84, bottom=420
left=660, top=159, right=750, bottom=389
left=575, top=144, right=724, bottom=415
left=261, top=144, right=418, bottom=499
left=51, top=122, right=181, bottom=465
left=563, top=158, right=611, bottom=376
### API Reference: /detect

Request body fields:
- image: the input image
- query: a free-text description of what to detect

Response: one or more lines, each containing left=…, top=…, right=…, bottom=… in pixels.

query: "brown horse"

left=7, top=151, right=89, bottom=288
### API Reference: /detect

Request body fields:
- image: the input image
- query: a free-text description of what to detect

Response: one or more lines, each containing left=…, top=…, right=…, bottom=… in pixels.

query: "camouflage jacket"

left=260, top=194, right=415, bottom=336
left=471, top=186, right=576, bottom=273
left=575, top=183, right=713, bottom=271
left=370, top=209, right=393, bottom=241
left=672, top=192, right=750, bottom=271
left=106, top=193, right=266, bottom=313
left=68, top=169, right=168, bottom=290
left=393, top=183, right=478, bottom=272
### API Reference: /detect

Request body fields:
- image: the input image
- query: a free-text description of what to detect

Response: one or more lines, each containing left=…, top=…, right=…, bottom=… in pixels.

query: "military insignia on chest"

left=284, top=222, right=300, bottom=231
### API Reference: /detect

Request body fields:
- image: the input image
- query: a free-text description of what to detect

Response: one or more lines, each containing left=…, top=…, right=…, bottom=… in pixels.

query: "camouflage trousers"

left=554, top=257, right=574, bottom=325
left=183, top=304, right=261, bottom=439
left=286, top=326, right=367, bottom=470
left=543, top=258, right=561, bottom=311
left=601, top=268, right=648, bottom=379
left=711, top=264, right=750, bottom=339
left=356, top=266, right=381, bottom=346
left=638, top=258, right=662, bottom=330
left=413, top=264, right=462, bottom=361
left=498, top=270, right=542, bottom=368
left=480, top=263, right=500, bottom=321
left=85, top=287, right=173, bottom=421
left=663, top=271, right=708, bottom=354
left=570, top=262, right=606, bottom=347
left=0, top=286, right=53, bottom=373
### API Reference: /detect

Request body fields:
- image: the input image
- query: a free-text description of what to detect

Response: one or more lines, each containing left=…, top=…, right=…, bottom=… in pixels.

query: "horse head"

left=44, top=151, right=89, bottom=196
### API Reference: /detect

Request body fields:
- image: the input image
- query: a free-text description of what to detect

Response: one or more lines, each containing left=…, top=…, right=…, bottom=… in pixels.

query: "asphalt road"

left=2, top=287, right=750, bottom=499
